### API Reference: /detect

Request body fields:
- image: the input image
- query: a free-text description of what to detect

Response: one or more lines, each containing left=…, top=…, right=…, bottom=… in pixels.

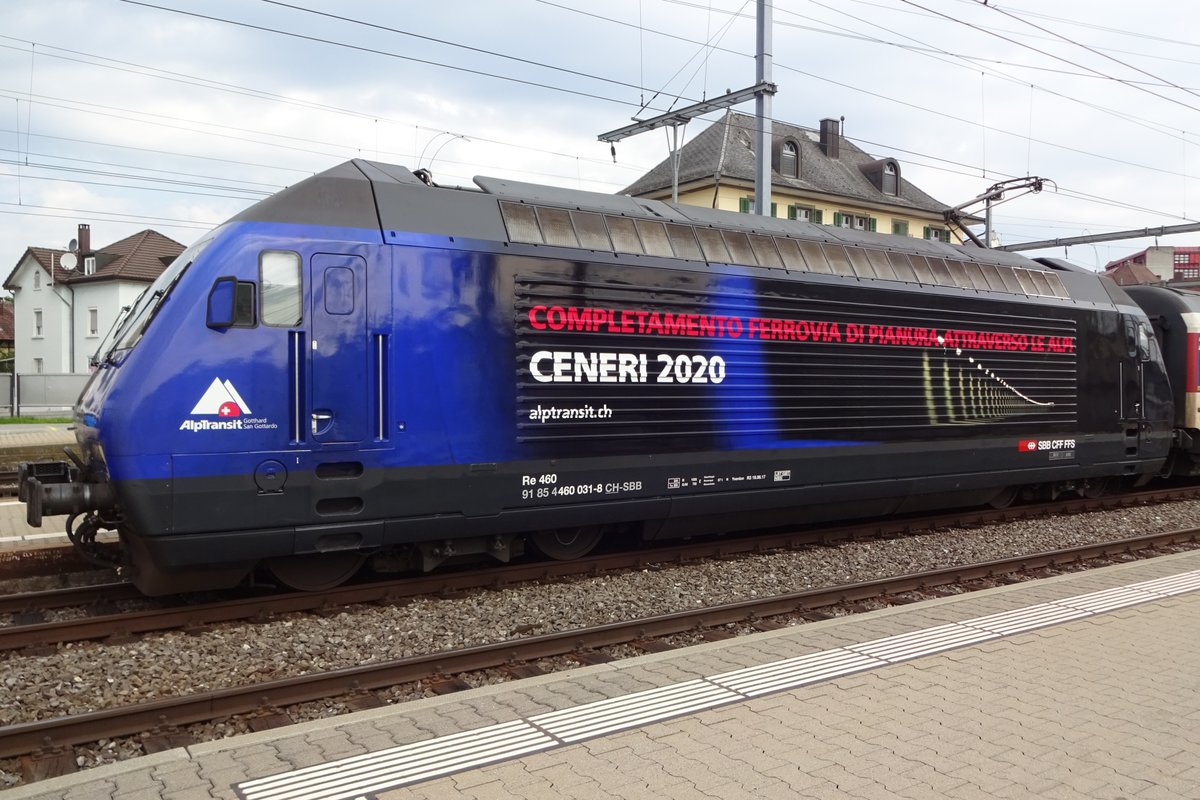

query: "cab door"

left=1120, top=315, right=1145, bottom=424
left=1119, top=314, right=1159, bottom=459
left=310, top=253, right=368, bottom=445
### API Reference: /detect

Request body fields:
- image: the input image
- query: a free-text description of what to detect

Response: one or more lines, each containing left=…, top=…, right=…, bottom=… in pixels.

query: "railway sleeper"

left=247, top=710, right=294, bottom=733
left=21, top=748, right=77, bottom=782
left=141, top=728, right=195, bottom=755
left=426, top=674, right=472, bottom=694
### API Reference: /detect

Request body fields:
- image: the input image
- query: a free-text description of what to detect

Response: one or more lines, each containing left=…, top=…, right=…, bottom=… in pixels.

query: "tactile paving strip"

left=236, top=567, right=1200, bottom=800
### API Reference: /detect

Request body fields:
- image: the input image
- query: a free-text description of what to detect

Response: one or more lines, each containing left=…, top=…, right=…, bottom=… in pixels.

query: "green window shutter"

left=868, top=217, right=877, bottom=233
left=739, top=197, right=751, bottom=214
left=833, top=211, right=843, bottom=227
left=787, top=205, right=797, bottom=221
left=770, top=202, right=777, bottom=217
left=812, top=209, right=824, bottom=224
left=892, top=220, right=908, bottom=236
left=923, top=226, right=931, bottom=240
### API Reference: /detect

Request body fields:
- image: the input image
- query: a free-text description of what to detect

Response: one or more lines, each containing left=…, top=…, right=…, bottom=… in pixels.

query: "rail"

left=2, top=527, right=1196, bottom=762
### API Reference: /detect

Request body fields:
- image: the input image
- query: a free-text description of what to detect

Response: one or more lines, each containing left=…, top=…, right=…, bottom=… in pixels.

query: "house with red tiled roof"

left=1104, top=245, right=1200, bottom=288
left=2, top=224, right=185, bottom=374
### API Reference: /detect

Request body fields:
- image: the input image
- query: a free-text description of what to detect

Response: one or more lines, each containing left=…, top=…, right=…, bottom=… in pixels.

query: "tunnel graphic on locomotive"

left=18, top=159, right=1199, bottom=595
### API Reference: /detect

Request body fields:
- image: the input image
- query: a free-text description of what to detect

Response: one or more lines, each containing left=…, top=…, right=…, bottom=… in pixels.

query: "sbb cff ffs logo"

left=1018, top=438, right=1077, bottom=452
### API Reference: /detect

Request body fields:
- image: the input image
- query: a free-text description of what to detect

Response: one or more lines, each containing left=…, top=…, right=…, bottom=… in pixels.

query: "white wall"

left=73, top=281, right=119, bottom=371
left=71, top=281, right=152, bottom=373
left=10, top=255, right=70, bottom=374
left=9, top=254, right=152, bottom=374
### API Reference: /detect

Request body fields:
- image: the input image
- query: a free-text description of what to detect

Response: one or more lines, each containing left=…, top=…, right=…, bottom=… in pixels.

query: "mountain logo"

left=190, top=378, right=252, bottom=417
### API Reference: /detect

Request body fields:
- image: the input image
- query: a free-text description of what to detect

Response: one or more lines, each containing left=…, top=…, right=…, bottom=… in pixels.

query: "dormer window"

left=781, top=141, right=798, bottom=178
left=862, top=158, right=901, bottom=196
left=883, top=162, right=898, bottom=195
left=84, top=256, right=96, bottom=275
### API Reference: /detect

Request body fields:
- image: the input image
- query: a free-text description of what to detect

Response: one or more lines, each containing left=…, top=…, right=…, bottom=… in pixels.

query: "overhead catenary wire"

left=120, top=0, right=683, bottom=112
left=542, top=0, right=1200, bottom=169
left=669, top=0, right=1200, bottom=146
left=0, top=80, right=1191, bottom=233
left=0, top=37, right=649, bottom=174
left=897, top=0, right=1200, bottom=116
left=106, top=0, right=1200, bottom=185
left=977, top=1, right=1200, bottom=105
left=850, top=0, right=1200, bottom=67
left=0, top=8, right=1185, bottom=195
left=0, top=87, right=648, bottom=189
left=0, top=203, right=217, bottom=232
left=668, top=0, right=1200, bottom=80
left=0, top=0, right=1194, bottom=255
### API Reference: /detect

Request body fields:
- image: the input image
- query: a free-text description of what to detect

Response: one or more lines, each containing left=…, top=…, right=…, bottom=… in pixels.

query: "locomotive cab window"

left=260, top=251, right=302, bottom=327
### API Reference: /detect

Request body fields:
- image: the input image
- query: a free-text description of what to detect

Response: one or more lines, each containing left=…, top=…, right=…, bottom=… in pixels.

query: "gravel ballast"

left=0, top=500, right=1196, bottom=784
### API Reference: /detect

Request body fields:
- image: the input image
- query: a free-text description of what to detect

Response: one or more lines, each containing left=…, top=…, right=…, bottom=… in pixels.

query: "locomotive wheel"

left=1080, top=478, right=1109, bottom=499
left=988, top=485, right=1020, bottom=509
left=264, top=552, right=366, bottom=592
left=530, top=525, right=604, bottom=560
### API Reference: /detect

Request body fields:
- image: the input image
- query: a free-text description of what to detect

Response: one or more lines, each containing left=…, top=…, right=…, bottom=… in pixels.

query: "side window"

left=1138, top=322, right=1152, bottom=362
left=1123, top=317, right=1138, bottom=359
left=234, top=282, right=257, bottom=326
left=260, top=251, right=302, bottom=327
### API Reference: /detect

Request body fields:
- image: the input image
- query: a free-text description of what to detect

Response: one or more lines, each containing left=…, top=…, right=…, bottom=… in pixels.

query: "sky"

left=2, top=0, right=1200, bottom=274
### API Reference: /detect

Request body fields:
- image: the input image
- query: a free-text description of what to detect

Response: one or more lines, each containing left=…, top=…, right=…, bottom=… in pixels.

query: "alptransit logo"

left=180, top=378, right=254, bottom=431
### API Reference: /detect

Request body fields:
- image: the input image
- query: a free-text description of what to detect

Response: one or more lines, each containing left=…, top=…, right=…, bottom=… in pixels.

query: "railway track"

left=4, top=526, right=1198, bottom=780
left=4, top=485, right=1200, bottom=651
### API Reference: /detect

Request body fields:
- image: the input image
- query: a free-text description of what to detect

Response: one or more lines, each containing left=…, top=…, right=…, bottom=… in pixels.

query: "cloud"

left=1, top=0, right=1197, bottom=271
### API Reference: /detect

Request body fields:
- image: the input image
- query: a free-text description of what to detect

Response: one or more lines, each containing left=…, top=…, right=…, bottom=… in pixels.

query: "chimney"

left=819, top=118, right=840, bottom=159
left=78, top=223, right=91, bottom=256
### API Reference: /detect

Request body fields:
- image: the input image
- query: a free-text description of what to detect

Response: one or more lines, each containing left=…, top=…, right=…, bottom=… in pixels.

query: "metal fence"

left=0, top=373, right=90, bottom=417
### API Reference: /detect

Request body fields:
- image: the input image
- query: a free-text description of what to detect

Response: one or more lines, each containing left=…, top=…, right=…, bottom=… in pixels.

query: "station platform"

left=7, top=545, right=1200, bottom=799
left=0, top=424, right=76, bottom=549
left=0, top=422, right=76, bottom=452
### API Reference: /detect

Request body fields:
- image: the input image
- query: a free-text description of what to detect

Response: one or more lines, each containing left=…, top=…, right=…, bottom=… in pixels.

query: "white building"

left=3, top=224, right=184, bottom=374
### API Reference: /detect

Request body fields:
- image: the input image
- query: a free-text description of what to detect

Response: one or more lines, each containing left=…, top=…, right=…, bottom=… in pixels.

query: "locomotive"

left=18, top=159, right=1198, bottom=595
